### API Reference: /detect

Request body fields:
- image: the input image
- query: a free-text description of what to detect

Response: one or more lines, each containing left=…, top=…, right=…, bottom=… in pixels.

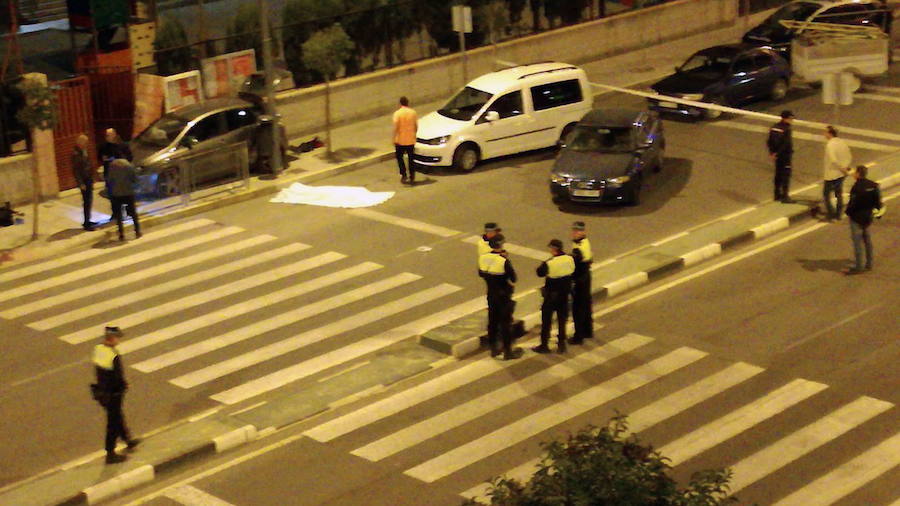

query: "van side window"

left=488, top=91, right=524, bottom=119
left=530, top=79, right=583, bottom=111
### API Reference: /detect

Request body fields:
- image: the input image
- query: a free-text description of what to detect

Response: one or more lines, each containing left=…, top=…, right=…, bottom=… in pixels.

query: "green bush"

left=153, top=16, right=193, bottom=76
left=463, top=416, right=738, bottom=506
left=281, top=0, right=343, bottom=85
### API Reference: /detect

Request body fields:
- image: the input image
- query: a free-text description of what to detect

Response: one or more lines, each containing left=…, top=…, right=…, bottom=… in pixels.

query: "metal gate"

left=52, top=76, right=96, bottom=191
left=84, top=66, right=135, bottom=143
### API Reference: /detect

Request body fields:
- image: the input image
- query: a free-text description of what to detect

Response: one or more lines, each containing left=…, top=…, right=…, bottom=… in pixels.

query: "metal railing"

left=139, top=140, right=249, bottom=206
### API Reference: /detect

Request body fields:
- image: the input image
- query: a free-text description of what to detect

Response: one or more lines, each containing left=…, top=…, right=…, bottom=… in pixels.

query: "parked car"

left=414, top=62, right=593, bottom=172
left=742, top=0, right=892, bottom=58
left=130, top=97, right=286, bottom=197
left=549, top=108, right=664, bottom=206
left=648, top=44, right=791, bottom=119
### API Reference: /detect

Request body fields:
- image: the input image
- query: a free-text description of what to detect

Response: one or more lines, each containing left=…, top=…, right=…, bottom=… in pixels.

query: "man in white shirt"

left=823, top=126, right=852, bottom=221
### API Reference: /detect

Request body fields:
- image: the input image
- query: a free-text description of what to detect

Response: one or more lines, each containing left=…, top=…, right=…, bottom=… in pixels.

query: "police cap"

left=780, top=110, right=794, bottom=119
left=571, top=221, right=585, bottom=231
left=484, top=222, right=501, bottom=232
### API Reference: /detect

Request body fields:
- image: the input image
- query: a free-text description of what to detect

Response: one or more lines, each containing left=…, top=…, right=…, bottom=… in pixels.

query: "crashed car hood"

left=552, top=150, right=636, bottom=180
left=651, top=71, right=720, bottom=96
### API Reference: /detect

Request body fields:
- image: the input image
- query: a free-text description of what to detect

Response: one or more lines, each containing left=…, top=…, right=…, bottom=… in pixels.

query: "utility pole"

left=258, top=0, right=282, bottom=175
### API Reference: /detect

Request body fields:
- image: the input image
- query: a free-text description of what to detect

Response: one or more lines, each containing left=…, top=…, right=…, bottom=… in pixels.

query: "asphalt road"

left=115, top=188, right=899, bottom=506
left=1, top=67, right=898, bottom=491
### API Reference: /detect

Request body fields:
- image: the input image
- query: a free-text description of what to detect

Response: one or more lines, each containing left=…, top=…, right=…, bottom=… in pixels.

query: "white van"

left=414, top=62, right=593, bottom=172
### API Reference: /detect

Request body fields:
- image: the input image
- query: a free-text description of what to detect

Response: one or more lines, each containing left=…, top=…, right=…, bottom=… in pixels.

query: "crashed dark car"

left=550, top=108, right=664, bottom=206
left=648, top=44, right=791, bottom=119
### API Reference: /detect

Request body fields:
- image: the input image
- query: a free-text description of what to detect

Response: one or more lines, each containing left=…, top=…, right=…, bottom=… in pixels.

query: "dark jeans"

left=80, top=182, right=94, bottom=226
left=572, top=274, right=593, bottom=339
left=774, top=157, right=792, bottom=200
left=110, top=195, right=141, bottom=238
left=103, top=393, right=131, bottom=453
left=486, top=295, right=513, bottom=354
left=849, top=220, right=873, bottom=270
left=540, top=289, right=569, bottom=346
left=823, top=177, right=844, bottom=219
left=395, top=144, right=416, bottom=179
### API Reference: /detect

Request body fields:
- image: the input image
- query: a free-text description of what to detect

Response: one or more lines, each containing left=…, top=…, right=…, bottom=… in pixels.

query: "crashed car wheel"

left=156, top=167, right=182, bottom=198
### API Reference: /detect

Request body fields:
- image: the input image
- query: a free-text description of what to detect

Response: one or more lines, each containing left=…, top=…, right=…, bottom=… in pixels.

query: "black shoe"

left=135, top=231, right=142, bottom=239
left=865, top=265, right=872, bottom=271
left=503, top=348, right=524, bottom=360
left=531, top=344, right=551, bottom=354
left=118, top=234, right=126, bottom=242
left=105, top=452, right=127, bottom=464
left=568, top=337, right=584, bottom=345
left=126, top=438, right=142, bottom=451
left=557, top=343, right=568, bottom=354
left=83, top=225, right=96, bottom=231
left=843, top=268, right=865, bottom=275
left=490, top=348, right=502, bottom=358
left=401, top=175, right=408, bottom=184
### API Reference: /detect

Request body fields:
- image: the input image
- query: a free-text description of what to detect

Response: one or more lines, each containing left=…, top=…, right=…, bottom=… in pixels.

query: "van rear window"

left=530, top=79, right=583, bottom=111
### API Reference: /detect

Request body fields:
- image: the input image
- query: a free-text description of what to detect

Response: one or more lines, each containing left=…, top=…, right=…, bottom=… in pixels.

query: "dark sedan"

left=550, top=108, right=664, bottom=206
left=648, top=44, right=791, bottom=119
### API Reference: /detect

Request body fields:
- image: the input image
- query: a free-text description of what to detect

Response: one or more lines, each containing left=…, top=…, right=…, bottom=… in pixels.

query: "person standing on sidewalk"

left=477, top=222, right=502, bottom=258
left=92, top=326, right=140, bottom=464
left=72, top=134, right=97, bottom=231
left=393, top=96, right=418, bottom=185
left=767, top=110, right=795, bottom=203
left=569, top=221, right=593, bottom=344
left=98, top=128, right=132, bottom=187
left=822, top=126, right=852, bottom=222
left=844, top=165, right=882, bottom=275
left=479, top=235, right=522, bottom=360
left=533, top=239, right=575, bottom=355
left=107, top=159, right=142, bottom=242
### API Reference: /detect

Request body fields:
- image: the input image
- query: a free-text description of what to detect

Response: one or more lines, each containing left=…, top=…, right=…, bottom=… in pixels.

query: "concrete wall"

left=275, top=0, right=739, bottom=138
left=0, top=154, right=35, bottom=206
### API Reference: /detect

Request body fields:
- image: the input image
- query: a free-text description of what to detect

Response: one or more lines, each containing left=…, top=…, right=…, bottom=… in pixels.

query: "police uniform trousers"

left=487, top=295, right=513, bottom=354
left=541, top=288, right=569, bottom=345
left=774, top=156, right=792, bottom=200
left=103, top=393, right=132, bottom=453
left=572, top=273, right=593, bottom=338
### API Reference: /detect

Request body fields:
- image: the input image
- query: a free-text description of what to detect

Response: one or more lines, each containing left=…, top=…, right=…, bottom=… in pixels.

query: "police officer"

left=768, top=110, right=796, bottom=203
left=569, top=221, right=593, bottom=344
left=533, top=239, right=575, bottom=354
left=478, top=235, right=523, bottom=360
left=477, top=222, right=502, bottom=258
left=92, top=326, right=140, bottom=464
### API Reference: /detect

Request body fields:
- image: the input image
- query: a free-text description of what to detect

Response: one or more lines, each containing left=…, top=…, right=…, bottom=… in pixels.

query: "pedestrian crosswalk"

left=0, top=219, right=467, bottom=409
left=299, top=333, right=898, bottom=505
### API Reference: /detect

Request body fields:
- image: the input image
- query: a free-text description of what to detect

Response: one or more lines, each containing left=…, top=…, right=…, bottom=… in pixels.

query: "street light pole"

left=258, top=0, right=282, bottom=176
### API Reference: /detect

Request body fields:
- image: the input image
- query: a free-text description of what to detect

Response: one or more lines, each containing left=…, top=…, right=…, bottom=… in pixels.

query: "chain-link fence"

left=150, top=0, right=698, bottom=90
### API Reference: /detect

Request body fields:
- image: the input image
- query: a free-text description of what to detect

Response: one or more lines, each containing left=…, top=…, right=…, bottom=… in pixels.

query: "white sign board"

left=200, top=49, right=257, bottom=99
left=163, top=70, right=204, bottom=112
left=452, top=5, right=473, bottom=33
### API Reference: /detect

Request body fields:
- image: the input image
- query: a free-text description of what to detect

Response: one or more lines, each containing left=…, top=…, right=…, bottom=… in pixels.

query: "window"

left=486, top=91, right=523, bottom=119
left=188, top=113, right=226, bottom=142
left=530, top=79, right=583, bottom=111
left=732, top=56, right=756, bottom=74
left=226, top=108, right=257, bottom=130
left=438, top=87, right=493, bottom=121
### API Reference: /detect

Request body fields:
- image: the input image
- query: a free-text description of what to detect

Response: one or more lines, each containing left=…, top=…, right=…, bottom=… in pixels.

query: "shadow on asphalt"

left=315, top=147, right=376, bottom=164
left=47, top=228, right=84, bottom=242
left=557, top=157, right=693, bottom=217
left=417, top=147, right=558, bottom=178
left=796, top=258, right=851, bottom=273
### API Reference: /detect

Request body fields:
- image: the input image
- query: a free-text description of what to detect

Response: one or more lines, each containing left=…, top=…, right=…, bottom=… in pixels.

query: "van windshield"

left=764, top=2, right=819, bottom=26
left=135, top=114, right=189, bottom=148
left=567, top=126, right=634, bottom=153
left=438, top=87, right=493, bottom=121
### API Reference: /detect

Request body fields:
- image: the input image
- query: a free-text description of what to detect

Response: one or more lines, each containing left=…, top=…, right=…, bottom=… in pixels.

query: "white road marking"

left=62, top=251, right=344, bottom=345
left=462, top=235, right=549, bottom=261
left=0, top=219, right=213, bottom=284
left=133, top=264, right=391, bottom=372
left=855, top=92, right=900, bottom=104
left=711, top=120, right=898, bottom=152
left=659, top=378, right=829, bottom=466
left=210, top=284, right=461, bottom=405
left=783, top=305, right=881, bottom=352
left=462, top=360, right=763, bottom=501
left=30, top=240, right=301, bottom=330
left=2, top=227, right=248, bottom=319
left=405, top=347, right=708, bottom=483
left=650, top=231, right=689, bottom=247
left=347, top=208, right=461, bottom=237
left=729, top=396, right=893, bottom=494
left=772, top=431, right=900, bottom=506
left=164, top=485, right=235, bottom=506
left=210, top=283, right=461, bottom=404
left=863, top=85, right=900, bottom=94
left=352, top=334, right=656, bottom=462
left=171, top=273, right=421, bottom=389
left=0, top=225, right=239, bottom=304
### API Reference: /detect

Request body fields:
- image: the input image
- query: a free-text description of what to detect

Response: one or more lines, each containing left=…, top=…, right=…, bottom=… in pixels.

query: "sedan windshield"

left=135, top=114, right=188, bottom=148
left=764, top=2, right=819, bottom=26
left=679, top=53, right=732, bottom=76
left=438, top=87, right=493, bottom=121
left=567, top=126, right=633, bottom=153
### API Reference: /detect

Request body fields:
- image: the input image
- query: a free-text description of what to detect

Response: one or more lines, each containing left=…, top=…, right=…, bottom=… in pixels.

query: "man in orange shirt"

left=393, top=96, right=418, bottom=185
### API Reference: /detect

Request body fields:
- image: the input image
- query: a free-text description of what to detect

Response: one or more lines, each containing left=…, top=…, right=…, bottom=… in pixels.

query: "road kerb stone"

left=681, top=243, right=722, bottom=267
left=82, top=465, right=154, bottom=505
left=213, top=425, right=258, bottom=453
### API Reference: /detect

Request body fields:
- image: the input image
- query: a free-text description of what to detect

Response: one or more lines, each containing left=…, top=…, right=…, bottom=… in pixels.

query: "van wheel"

left=156, top=167, right=182, bottom=198
left=453, top=143, right=480, bottom=172
left=771, top=78, right=788, bottom=100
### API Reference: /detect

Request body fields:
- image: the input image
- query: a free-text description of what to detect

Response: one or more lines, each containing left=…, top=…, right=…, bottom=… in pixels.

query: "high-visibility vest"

left=479, top=252, right=507, bottom=274
left=477, top=237, right=491, bottom=258
left=546, top=254, right=575, bottom=278
left=574, top=237, right=593, bottom=263
left=93, top=344, right=118, bottom=370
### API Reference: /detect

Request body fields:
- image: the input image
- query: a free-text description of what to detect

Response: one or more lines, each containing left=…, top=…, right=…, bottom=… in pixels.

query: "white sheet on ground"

left=270, top=183, right=394, bottom=208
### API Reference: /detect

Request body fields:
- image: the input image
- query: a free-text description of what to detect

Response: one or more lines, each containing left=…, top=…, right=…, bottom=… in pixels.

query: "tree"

left=153, top=16, right=194, bottom=76
left=302, top=24, right=354, bottom=155
left=226, top=3, right=279, bottom=66
left=281, top=0, right=343, bottom=85
left=16, top=76, right=59, bottom=241
left=528, top=0, right=543, bottom=32
left=505, top=0, right=528, bottom=34
left=463, top=416, right=738, bottom=506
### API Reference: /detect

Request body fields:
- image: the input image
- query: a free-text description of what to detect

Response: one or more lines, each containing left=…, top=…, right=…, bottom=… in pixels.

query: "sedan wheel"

left=771, top=79, right=788, bottom=101
left=156, top=167, right=182, bottom=198
left=453, top=144, right=479, bottom=172
left=704, top=99, right=724, bottom=120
